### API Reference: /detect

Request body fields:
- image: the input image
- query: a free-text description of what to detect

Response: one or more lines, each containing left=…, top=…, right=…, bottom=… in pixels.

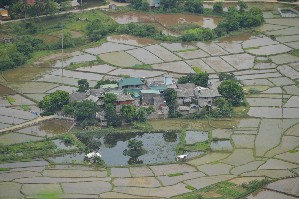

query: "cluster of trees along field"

left=0, top=1, right=263, bottom=72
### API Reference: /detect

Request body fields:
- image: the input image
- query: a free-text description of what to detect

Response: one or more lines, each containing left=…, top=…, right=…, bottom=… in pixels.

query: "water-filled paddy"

left=76, top=132, right=180, bottom=166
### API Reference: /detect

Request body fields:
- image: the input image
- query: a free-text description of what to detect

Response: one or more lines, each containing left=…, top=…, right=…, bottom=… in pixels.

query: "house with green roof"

left=118, top=78, right=144, bottom=89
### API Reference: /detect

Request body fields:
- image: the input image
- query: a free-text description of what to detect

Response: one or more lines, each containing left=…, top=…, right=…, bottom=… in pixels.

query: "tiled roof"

left=115, top=93, right=134, bottom=102
left=118, top=78, right=144, bottom=87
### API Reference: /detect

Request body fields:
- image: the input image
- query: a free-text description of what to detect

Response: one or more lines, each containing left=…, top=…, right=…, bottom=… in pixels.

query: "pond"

left=76, top=132, right=180, bottom=166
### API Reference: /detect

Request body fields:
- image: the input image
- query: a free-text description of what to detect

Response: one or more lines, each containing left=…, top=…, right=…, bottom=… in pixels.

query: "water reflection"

left=76, top=132, right=180, bottom=166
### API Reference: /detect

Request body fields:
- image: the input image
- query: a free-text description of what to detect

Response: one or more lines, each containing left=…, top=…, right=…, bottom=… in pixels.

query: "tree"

left=103, top=93, right=117, bottom=105
left=128, top=139, right=143, bottom=151
left=177, top=73, right=209, bottom=87
left=164, top=88, right=177, bottom=116
left=211, top=97, right=233, bottom=118
left=185, top=0, right=203, bottom=14
left=87, top=19, right=118, bottom=41
left=105, top=103, right=122, bottom=127
left=131, top=0, right=142, bottom=9
left=160, top=0, right=177, bottom=10
left=39, top=90, right=69, bottom=112
left=219, top=72, right=237, bottom=81
left=238, top=0, right=247, bottom=12
left=218, top=80, right=244, bottom=106
left=213, top=2, right=223, bottom=14
left=60, top=1, right=72, bottom=11
left=78, top=79, right=89, bottom=93
left=76, top=100, right=99, bottom=120
left=121, top=104, right=137, bottom=123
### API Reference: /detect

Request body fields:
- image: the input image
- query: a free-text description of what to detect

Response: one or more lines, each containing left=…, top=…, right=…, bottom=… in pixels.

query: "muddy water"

left=108, top=13, right=154, bottom=24
left=0, top=84, right=16, bottom=95
left=99, top=51, right=142, bottom=67
left=109, top=12, right=219, bottom=30
left=107, top=35, right=157, bottom=46
left=219, top=32, right=252, bottom=43
left=154, top=14, right=220, bottom=29
left=17, top=119, right=74, bottom=137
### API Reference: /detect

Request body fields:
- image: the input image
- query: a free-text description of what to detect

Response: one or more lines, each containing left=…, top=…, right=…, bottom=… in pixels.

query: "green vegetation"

left=290, top=50, right=299, bottom=57
left=77, top=79, right=89, bottom=93
left=192, top=67, right=203, bottom=74
left=168, top=172, right=184, bottom=177
left=39, top=90, right=69, bottom=113
left=132, top=64, right=152, bottom=70
left=128, top=139, right=144, bottom=151
left=20, top=105, right=30, bottom=111
left=164, top=88, right=177, bottom=117
left=0, top=168, right=11, bottom=171
left=213, top=2, right=223, bottom=14
left=218, top=80, right=244, bottom=106
left=178, top=73, right=209, bottom=87
left=219, top=72, right=237, bottom=82
left=182, top=28, right=215, bottom=42
left=173, top=179, right=270, bottom=199
left=210, top=97, right=233, bottom=118
left=63, top=100, right=100, bottom=121
left=185, top=185, right=197, bottom=191
left=6, top=96, right=15, bottom=104
left=184, top=141, right=210, bottom=151
left=62, top=133, right=75, bottom=145
left=121, top=105, right=153, bottom=123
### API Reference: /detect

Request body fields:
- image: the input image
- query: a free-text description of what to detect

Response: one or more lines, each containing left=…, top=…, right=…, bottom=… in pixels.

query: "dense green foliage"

left=78, top=79, right=89, bottom=93
left=105, top=103, right=122, bottom=127
left=213, top=2, right=223, bottom=14
left=181, top=28, right=215, bottom=42
left=218, top=80, right=244, bottom=106
left=184, top=0, right=204, bottom=14
left=10, top=0, right=59, bottom=19
left=86, top=18, right=118, bottom=41
left=63, top=100, right=100, bottom=121
left=218, top=72, right=237, bottom=81
left=103, top=93, right=117, bottom=105
left=211, top=97, right=233, bottom=118
left=164, top=88, right=177, bottom=117
left=39, top=90, right=69, bottom=113
left=0, top=36, right=44, bottom=71
left=116, top=23, right=159, bottom=37
left=177, top=73, right=209, bottom=87
left=128, top=139, right=143, bottom=150
left=121, top=105, right=147, bottom=123
left=214, top=6, right=264, bottom=37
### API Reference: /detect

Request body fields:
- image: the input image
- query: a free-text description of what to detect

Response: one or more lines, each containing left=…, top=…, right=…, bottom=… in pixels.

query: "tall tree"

left=164, top=88, right=177, bottom=116
left=218, top=80, right=244, bottom=106
left=78, top=79, right=89, bottom=93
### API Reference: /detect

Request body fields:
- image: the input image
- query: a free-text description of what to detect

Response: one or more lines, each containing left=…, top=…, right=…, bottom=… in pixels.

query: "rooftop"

left=140, top=90, right=161, bottom=94
left=115, top=93, right=134, bottom=102
left=119, top=78, right=144, bottom=87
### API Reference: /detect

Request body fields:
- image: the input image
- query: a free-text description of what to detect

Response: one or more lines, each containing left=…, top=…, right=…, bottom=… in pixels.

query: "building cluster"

left=70, top=76, right=221, bottom=122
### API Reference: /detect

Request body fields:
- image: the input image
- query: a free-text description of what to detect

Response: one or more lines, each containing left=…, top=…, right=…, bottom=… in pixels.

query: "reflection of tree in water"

left=163, top=132, right=177, bottom=142
left=76, top=133, right=102, bottom=150
left=39, top=120, right=73, bottom=134
left=128, top=156, right=143, bottom=165
left=103, top=132, right=144, bottom=148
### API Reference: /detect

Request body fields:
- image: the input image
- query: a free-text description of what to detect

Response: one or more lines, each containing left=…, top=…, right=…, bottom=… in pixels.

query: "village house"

left=140, top=89, right=161, bottom=105
left=194, top=86, right=221, bottom=108
left=175, top=83, right=196, bottom=106
left=0, top=8, right=8, bottom=20
left=118, top=78, right=144, bottom=89
left=114, top=93, right=135, bottom=112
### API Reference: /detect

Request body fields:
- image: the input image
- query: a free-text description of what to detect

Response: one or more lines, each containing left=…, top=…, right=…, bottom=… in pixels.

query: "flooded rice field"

left=1, top=5, right=299, bottom=197
left=65, top=132, right=181, bottom=166
left=108, top=13, right=220, bottom=30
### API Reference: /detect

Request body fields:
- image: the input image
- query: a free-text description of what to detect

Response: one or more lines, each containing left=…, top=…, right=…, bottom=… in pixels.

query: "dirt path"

left=0, top=115, right=55, bottom=133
